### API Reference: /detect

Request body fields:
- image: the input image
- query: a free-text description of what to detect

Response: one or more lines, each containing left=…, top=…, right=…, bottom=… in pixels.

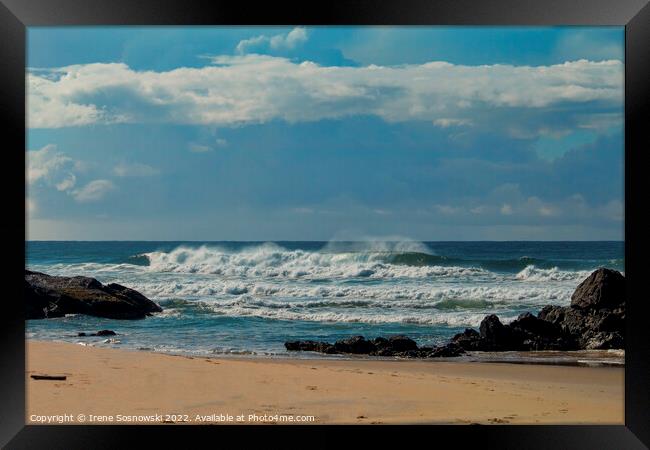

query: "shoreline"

left=25, top=337, right=625, bottom=367
left=27, top=340, right=624, bottom=425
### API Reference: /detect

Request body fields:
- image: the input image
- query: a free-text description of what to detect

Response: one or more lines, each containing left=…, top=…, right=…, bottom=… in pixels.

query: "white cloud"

left=575, top=112, right=623, bottom=131
left=113, top=162, right=160, bottom=177
left=27, top=57, right=623, bottom=130
left=71, top=179, right=115, bottom=202
left=55, top=173, right=76, bottom=191
left=434, top=204, right=461, bottom=215
left=189, top=143, right=212, bottom=153
left=500, top=204, right=513, bottom=215
left=27, top=144, right=120, bottom=205
left=236, top=27, right=308, bottom=54
left=433, top=118, right=473, bottom=128
left=27, top=144, right=76, bottom=191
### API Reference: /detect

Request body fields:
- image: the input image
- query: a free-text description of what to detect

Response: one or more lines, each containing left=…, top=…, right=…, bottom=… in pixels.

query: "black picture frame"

left=2, top=0, right=648, bottom=447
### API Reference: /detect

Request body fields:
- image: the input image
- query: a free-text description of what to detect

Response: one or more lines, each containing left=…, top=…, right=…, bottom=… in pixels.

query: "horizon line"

left=24, top=239, right=625, bottom=243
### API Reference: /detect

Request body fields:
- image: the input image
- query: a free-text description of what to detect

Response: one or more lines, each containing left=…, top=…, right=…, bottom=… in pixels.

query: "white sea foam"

left=516, top=265, right=592, bottom=282
left=141, top=244, right=490, bottom=280
left=28, top=243, right=592, bottom=329
left=133, top=279, right=572, bottom=306
left=197, top=304, right=520, bottom=327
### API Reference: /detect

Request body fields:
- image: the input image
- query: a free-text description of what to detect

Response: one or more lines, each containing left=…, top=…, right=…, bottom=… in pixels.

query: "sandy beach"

left=26, top=340, right=624, bottom=425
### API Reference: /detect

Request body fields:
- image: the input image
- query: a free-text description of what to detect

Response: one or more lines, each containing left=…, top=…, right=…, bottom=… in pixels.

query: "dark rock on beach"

left=96, top=329, right=117, bottom=336
left=425, top=342, right=465, bottom=358
left=334, top=335, right=376, bottom=354
left=284, top=267, right=626, bottom=358
left=570, top=267, right=625, bottom=310
left=78, top=330, right=117, bottom=337
left=535, top=268, right=625, bottom=350
left=25, top=270, right=162, bottom=320
left=285, top=334, right=464, bottom=358
left=465, top=267, right=625, bottom=351
left=284, top=340, right=337, bottom=354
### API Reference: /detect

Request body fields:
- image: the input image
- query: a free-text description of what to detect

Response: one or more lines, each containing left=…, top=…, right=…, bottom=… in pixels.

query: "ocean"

left=26, top=241, right=624, bottom=358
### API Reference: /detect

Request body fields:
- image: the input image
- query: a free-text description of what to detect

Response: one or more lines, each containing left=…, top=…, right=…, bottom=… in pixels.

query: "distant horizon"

left=25, top=239, right=625, bottom=243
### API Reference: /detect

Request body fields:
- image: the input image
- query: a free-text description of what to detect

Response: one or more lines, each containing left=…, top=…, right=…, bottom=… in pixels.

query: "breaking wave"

left=134, top=279, right=571, bottom=305
left=134, top=243, right=599, bottom=282
left=140, top=243, right=491, bottom=280
left=153, top=297, right=521, bottom=327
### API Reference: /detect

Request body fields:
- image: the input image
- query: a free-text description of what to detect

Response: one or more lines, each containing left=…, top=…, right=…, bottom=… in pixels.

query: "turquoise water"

left=26, top=241, right=624, bottom=357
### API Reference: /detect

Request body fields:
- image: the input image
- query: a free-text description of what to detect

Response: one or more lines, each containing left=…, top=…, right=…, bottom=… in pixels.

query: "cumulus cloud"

left=28, top=144, right=120, bottom=204
left=55, top=173, right=77, bottom=191
left=113, top=162, right=160, bottom=177
left=27, top=144, right=76, bottom=191
left=71, top=179, right=115, bottom=202
left=236, top=27, right=308, bottom=54
left=27, top=57, right=623, bottom=131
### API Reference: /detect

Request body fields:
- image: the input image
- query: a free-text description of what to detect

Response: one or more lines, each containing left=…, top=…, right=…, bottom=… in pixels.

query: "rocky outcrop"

left=25, top=270, right=162, bottom=320
left=537, top=305, right=624, bottom=350
left=570, top=267, right=625, bottom=310
left=285, top=267, right=626, bottom=358
left=285, top=335, right=465, bottom=358
left=452, top=268, right=625, bottom=351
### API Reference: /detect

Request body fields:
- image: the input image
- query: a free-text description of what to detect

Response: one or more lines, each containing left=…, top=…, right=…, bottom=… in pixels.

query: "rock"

left=284, top=334, right=465, bottom=358
left=284, top=340, right=336, bottom=354
left=451, top=328, right=482, bottom=350
left=428, top=342, right=465, bottom=358
left=96, top=329, right=117, bottom=336
left=387, top=335, right=418, bottom=352
left=537, top=301, right=625, bottom=350
left=477, top=268, right=626, bottom=351
left=78, top=330, right=117, bottom=337
left=479, top=314, right=505, bottom=341
left=473, top=311, right=579, bottom=351
left=510, top=312, right=561, bottom=337
left=583, top=331, right=624, bottom=350
left=570, top=268, right=625, bottom=310
left=25, top=270, right=162, bottom=320
left=334, top=336, right=376, bottom=354
left=479, top=314, right=516, bottom=350
left=537, top=305, right=567, bottom=326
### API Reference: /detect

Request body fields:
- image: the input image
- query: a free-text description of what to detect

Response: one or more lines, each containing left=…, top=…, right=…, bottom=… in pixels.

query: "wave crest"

left=516, top=265, right=591, bottom=282
left=141, top=243, right=490, bottom=280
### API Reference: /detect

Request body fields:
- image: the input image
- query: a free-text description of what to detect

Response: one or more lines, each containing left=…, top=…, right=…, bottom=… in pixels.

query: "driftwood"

left=30, top=374, right=67, bottom=380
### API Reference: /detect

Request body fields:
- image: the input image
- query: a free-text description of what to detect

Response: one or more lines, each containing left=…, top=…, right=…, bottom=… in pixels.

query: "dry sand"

left=26, top=340, right=623, bottom=425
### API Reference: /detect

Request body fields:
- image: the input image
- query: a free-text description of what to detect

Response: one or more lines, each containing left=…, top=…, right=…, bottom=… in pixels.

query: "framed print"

left=1, top=0, right=649, bottom=448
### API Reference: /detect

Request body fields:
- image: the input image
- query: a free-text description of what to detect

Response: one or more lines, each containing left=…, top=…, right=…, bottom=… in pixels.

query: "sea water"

left=26, top=241, right=624, bottom=358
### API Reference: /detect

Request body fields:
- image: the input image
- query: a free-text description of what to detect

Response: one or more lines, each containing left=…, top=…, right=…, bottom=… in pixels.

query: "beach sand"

left=26, top=340, right=623, bottom=425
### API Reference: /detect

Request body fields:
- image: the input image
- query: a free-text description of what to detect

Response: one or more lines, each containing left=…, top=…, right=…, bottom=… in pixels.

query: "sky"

left=26, top=26, right=624, bottom=241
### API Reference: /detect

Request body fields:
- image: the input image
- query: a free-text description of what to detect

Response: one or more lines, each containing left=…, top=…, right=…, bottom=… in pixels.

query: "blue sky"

left=26, top=26, right=624, bottom=241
